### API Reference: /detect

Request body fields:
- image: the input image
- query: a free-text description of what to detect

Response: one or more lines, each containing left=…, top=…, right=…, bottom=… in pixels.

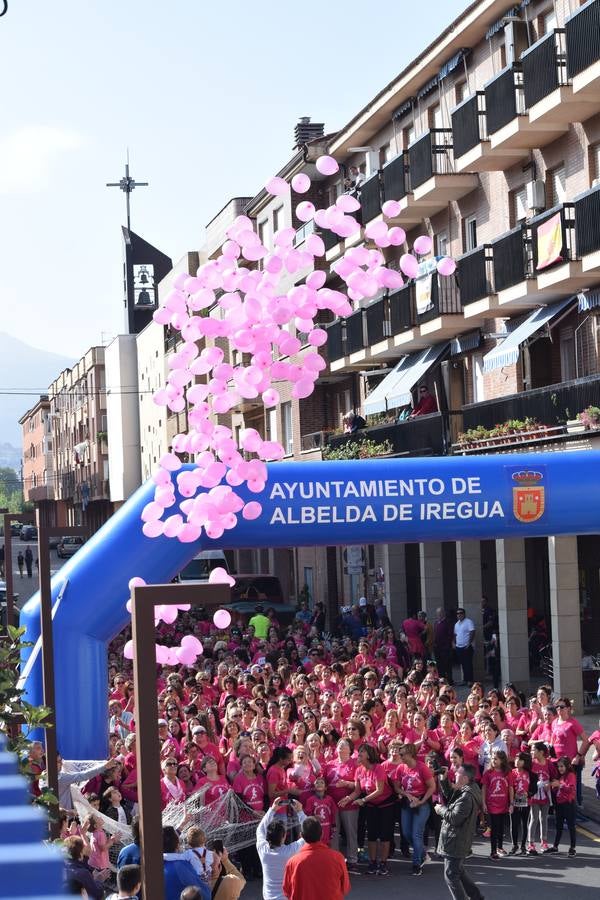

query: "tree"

left=0, top=466, right=26, bottom=514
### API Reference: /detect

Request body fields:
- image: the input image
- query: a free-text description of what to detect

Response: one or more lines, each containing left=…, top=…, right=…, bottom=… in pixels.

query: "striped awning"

left=364, top=343, right=448, bottom=415
left=578, top=290, right=600, bottom=311
left=483, top=297, right=573, bottom=372
left=485, top=5, right=520, bottom=40
left=451, top=330, right=481, bottom=355
left=439, top=49, right=469, bottom=80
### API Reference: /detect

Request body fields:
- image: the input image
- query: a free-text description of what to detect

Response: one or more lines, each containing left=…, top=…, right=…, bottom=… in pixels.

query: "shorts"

left=365, top=802, right=396, bottom=842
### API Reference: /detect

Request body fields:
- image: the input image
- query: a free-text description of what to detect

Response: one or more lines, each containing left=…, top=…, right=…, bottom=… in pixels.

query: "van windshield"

left=179, top=557, right=224, bottom=581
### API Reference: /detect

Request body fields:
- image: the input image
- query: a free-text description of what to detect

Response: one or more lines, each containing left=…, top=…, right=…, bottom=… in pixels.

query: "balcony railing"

left=521, top=30, right=568, bottom=108
left=462, top=373, right=600, bottom=432
left=300, top=430, right=332, bottom=453
left=408, top=129, right=455, bottom=190
left=530, top=203, right=576, bottom=272
left=574, top=184, right=600, bottom=257
left=451, top=92, right=488, bottom=159
left=320, top=227, right=341, bottom=252
left=491, top=224, right=531, bottom=292
left=294, top=219, right=316, bottom=247
left=417, top=271, right=461, bottom=324
left=360, top=172, right=382, bottom=223
left=346, top=309, right=366, bottom=354
left=366, top=297, right=391, bottom=345
left=382, top=152, right=408, bottom=203
left=457, top=245, right=494, bottom=306
left=327, top=412, right=451, bottom=457
left=566, top=0, right=600, bottom=79
left=389, top=283, right=417, bottom=333
left=484, top=64, right=526, bottom=135
left=325, top=319, right=344, bottom=361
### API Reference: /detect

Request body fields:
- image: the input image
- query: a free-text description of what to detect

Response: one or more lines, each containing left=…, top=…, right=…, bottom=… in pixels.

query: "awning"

left=483, top=297, right=573, bottom=372
left=364, top=343, right=448, bottom=415
left=578, top=290, right=600, bottom=312
left=439, top=49, right=469, bottom=81
left=485, top=6, right=520, bottom=40
left=451, top=330, right=481, bottom=355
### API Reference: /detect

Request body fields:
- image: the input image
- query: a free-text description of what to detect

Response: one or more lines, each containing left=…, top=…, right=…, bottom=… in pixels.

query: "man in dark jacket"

left=435, top=764, right=484, bottom=900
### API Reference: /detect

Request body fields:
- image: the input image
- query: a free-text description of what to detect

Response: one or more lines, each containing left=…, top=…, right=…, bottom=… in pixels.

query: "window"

left=590, top=143, right=600, bottom=186
left=258, top=219, right=269, bottom=247
left=455, top=79, right=467, bottom=105
left=547, top=164, right=566, bottom=206
left=560, top=327, right=576, bottom=381
left=472, top=353, right=485, bottom=402
left=435, top=230, right=449, bottom=257
left=379, top=143, right=392, bottom=166
left=511, top=185, right=528, bottom=226
left=268, top=409, right=278, bottom=442
left=272, top=206, right=283, bottom=234
left=538, top=8, right=558, bottom=36
left=281, top=402, right=293, bottom=456
left=428, top=103, right=445, bottom=130
left=463, top=215, right=477, bottom=252
left=403, top=123, right=416, bottom=150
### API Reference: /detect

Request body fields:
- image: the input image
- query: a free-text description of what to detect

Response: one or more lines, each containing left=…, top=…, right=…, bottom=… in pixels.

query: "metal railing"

left=484, top=64, right=526, bottom=135
left=346, top=309, right=366, bottom=354
left=566, top=0, right=600, bottom=78
left=452, top=92, right=488, bottom=159
left=360, top=172, right=382, bottom=223
left=382, top=152, right=408, bottom=202
left=300, top=430, right=332, bottom=452
left=320, top=227, right=340, bottom=252
left=408, top=129, right=455, bottom=190
left=522, top=30, right=568, bottom=108
left=327, top=411, right=451, bottom=457
left=366, top=297, right=391, bottom=345
left=294, top=219, right=316, bottom=247
left=457, top=245, right=494, bottom=305
left=389, top=283, right=417, bottom=333
left=461, top=372, right=600, bottom=432
left=325, top=319, right=344, bottom=361
left=491, top=224, right=531, bottom=292
left=574, top=184, right=600, bottom=257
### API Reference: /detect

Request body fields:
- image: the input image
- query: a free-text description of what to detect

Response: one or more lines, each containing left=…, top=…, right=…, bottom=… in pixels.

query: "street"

left=3, top=536, right=67, bottom=612
left=241, top=828, right=600, bottom=899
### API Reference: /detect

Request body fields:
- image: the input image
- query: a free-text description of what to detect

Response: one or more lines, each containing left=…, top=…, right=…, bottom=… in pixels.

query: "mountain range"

left=0, top=331, right=74, bottom=448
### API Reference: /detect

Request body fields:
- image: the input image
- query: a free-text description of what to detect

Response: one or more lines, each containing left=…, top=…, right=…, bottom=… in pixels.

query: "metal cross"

left=106, top=152, right=148, bottom=231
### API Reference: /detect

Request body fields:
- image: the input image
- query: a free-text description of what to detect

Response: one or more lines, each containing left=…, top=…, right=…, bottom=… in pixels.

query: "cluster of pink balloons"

left=122, top=576, right=204, bottom=664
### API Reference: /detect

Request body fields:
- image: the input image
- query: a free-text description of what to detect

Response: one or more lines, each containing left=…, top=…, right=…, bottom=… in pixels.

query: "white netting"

left=162, top=789, right=262, bottom=854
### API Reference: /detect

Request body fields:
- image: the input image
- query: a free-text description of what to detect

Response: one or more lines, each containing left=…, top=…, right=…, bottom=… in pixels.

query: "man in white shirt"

left=453, top=607, right=476, bottom=686
left=257, top=797, right=305, bottom=900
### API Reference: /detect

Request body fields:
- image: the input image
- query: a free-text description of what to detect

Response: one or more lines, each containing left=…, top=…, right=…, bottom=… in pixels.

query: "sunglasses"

left=556, top=705, right=566, bottom=710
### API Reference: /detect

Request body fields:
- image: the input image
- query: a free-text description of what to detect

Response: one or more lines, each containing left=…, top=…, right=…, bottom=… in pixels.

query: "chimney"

left=294, top=117, right=325, bottom=150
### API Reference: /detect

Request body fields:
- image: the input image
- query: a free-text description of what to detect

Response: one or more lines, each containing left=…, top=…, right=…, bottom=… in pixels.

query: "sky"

left=0, top=0, right=467, bottom=355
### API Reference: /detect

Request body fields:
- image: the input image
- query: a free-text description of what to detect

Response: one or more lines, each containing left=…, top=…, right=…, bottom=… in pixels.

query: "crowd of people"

left=48, top=595, right=600, bottom=899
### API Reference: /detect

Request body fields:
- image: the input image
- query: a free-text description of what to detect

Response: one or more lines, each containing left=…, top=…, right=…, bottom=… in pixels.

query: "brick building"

left=18, top=395, right=55, bottom=520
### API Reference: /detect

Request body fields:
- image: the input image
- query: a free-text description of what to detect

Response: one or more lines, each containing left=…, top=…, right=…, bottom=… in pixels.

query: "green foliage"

left=0, top=626, right=56, bottom=812
left=0, top=466, right=25, bottom=514
left=577, top=406, right=600, bottom=427
left=323, top=438, right=394, bottom=460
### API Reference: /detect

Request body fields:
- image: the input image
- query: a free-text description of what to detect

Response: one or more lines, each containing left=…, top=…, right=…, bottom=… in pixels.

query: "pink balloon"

left=262, top=387, right=280, bottom=407
left=437, top=256, right=457, bottom=276
left=160, top=605, right=178, bottom=625
left=128, top=576, right=146, bottom=591
left=336, top=194, right=361, bottom=213
left=308, top=328, right=327, bottom=347
left=388, top=226, right=406, bottom=247
left=291, top=173, right=311, bottom=193
left=306, top=270, right=326, bottom=289
left=242, top=501, right=262, bottom=520
left=213, top=609, right=232, bottom=630
left=126, top=598, right=133, bottom=614
left=400, top=253, right=420, bottom=279
left=306, top=234, right=325, bottom=257
left=176, top=646, right=197, bottom=666
left=382, top=199, right=402, bottom=218
left=181, top=635, right=204, bottom=655
left=123, top=640, right=134, bottom=660
left=365, top=220, right=388, bottom=241
left=143, top=520, right=164, bottom=538
left=316, top=155, right=339, bottom=176
left=208, top=567, right=236, bottom=587
left=296, top=201, right=315, bottom=223
left=141, top=501, right=164, bottom=522
left=414, top=235, right=433, bottom=256
left=265, top=176, right=289, bottom=196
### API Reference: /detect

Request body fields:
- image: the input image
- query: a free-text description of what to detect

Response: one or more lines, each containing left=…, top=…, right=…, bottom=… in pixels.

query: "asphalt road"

left=3, top=537, right=67, bottom=611
left=240, top=827, right=600, bottom=899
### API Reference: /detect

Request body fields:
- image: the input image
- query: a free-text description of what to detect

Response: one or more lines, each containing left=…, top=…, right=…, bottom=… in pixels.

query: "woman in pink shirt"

left=160, top=757, right=187, bottom=809
left=197, top=756, right=230, bottom=804
left=393, top=742, right=435, bottom=875
left=339, top=743, right=395, bottom=876
left=551, top=697, right=589, bottom=805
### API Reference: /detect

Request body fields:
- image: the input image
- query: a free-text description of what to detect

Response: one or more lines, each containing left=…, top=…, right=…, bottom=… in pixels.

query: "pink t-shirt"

left=395, top=761, right=433, bottom=799
left=199, top=776, right=229, bottom=804
left=509, top=768, right=530, bottom=805
left=355, top=763, right=393, bottom=805
left=88, top=828, right=110, bottom=870
left=266, top=765, right=288, bottom=798
left=232, top=772, right=265, bottom=811
left=551, top=718, right=584, bottom=759
left=304, top=794, right=338, bottom=844
left=482, top=769, right=510, bottom=814
left=555, top=771, right=576, bottom=804
left=325, top=758, right=358, bottom=807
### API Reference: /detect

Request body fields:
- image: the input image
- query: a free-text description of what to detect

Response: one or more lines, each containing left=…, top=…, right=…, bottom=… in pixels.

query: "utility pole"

left=106, top=151, right=148, bottom=231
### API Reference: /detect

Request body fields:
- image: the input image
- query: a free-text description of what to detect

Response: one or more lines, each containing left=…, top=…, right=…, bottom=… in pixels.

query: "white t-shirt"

left=454, top=618, right=475, bottom=648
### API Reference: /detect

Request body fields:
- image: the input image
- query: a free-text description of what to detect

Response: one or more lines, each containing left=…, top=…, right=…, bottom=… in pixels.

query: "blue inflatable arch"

left=19, top=452, right=600, bottom=758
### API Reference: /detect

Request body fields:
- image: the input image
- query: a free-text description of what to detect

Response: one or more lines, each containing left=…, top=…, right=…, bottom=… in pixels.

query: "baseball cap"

left=359, top=597, right=367, bottom=607
left=192, top=726, right=207, bottom=735
left=158, top=718, right=168, bottom=726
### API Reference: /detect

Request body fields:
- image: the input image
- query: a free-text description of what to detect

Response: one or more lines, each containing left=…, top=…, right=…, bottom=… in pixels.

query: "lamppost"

left=130, top=582, right=230, bottom=900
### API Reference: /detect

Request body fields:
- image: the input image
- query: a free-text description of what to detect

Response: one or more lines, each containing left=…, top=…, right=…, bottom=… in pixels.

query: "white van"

left=177, top=550, right=230, bottom=584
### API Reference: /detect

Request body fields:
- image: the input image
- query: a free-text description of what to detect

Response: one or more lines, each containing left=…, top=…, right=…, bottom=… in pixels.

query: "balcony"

left=406, top=130, right=478, bottom=214
left=566, top=0, right=600, bottom=117
left=574, top=184, right=600, bottom=275
left=485, top=64, right=566, bottom=153
left=417, top=270, right=463, bottom=340
left=327, top=411, right=451, bottom=458
left=363, top=289, right=423, bottom=360
left=491, top=223, right=537, bottom=310
left=328, top=309, right=369, bottom=372
left=360, top=172, right=382, bottom=225
left=300, top=430, right=332, bottom=456
left=458, top=245, right=496, bottom=319
left=452, top=93, right=525, bottom=173
left=523, top=30, right=597, bottom=127
left=530, top=202, right=587, bottom=295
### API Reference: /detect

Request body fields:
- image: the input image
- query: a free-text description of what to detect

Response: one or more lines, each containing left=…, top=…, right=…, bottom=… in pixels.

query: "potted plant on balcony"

left=577, top=406, right=600, bottom=431
left=566, top=409, right=586, bottom=434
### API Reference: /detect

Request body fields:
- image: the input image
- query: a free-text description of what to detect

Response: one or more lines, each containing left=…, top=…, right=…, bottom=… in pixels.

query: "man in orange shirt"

left=282, top=817, right=350, bottom=900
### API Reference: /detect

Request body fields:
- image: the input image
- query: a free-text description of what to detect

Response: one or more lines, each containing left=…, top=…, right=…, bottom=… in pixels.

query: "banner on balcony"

left=536, top=211, right=563, bottom=271
left=416, top=273, right=433, bottom=314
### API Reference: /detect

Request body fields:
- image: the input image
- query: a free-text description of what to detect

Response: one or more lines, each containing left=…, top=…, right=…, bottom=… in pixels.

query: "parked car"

left=20, top=525, right=38, bottom=541
left=226, top=574, right=296, bottom=624
left=56, top=536, right=85, bottom=559
left=178, top=550, right=230, bottom=583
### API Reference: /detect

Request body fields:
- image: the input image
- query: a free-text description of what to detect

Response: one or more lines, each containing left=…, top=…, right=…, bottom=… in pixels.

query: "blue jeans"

left=401, top=802, right=430, bottom=866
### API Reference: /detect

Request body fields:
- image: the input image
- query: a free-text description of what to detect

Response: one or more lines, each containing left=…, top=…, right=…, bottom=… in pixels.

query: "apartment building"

left=303, top=0, right=600, bottom=707
left=48, top=347, right=112, bottom=531
left=18, top=395, right=56, bottom=523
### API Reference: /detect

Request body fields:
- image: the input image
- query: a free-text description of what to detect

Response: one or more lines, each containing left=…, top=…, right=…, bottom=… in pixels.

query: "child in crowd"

left=508, top=752, right=532, bottom=855
left=304, top=776, right=338, bottom=846
left=183, top=826, right=216, bottom=883
left=546, top=757, right=577, bottom=857
left=482, top=751, right=511, bottom=860
left=528, top=742, right=553, bottom=854
left=82, top=813, right=121, bottom=871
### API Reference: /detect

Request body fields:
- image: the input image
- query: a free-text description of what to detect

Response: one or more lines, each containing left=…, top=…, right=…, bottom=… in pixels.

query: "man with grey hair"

left=435, top=763, right=484, bottom=900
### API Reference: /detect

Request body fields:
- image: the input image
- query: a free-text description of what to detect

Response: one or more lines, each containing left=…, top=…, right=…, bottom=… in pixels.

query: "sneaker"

left=490, top=853, right=499, bottom=860
left=540, top=841, right=549, bottom=852
left=377, top=863, right=390, bottom=876
left=358, top=849, right=369, bottom=864
left=497, top=848, right=507, bottom=857
left=518, top=847, right=528, bottom=856
left=483, top=828, right=491, bottom=838
left=367, top=862, right=378, bottom=875
left=568, top=848, right=576, bottom=858
left=346, top=863, right=362, bottom=875
left=509, top=846, right=518, bottom=855
left=527, top=845, right=538, bottom=856
left=543, top=846, right=558, bottom=854
left=411, top=864, right=423, bottom=876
